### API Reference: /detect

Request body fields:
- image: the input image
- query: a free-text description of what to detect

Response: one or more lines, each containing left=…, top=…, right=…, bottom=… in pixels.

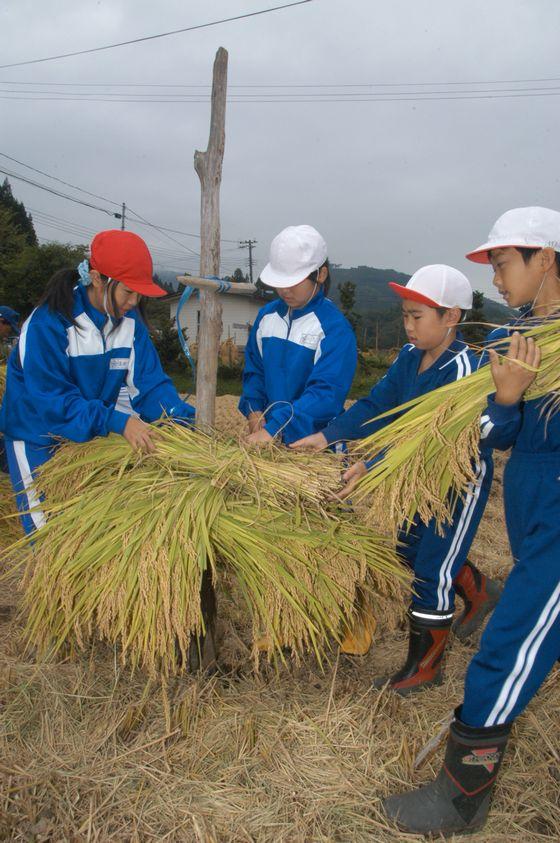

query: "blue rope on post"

left=174, top=275, right=232, bottom=396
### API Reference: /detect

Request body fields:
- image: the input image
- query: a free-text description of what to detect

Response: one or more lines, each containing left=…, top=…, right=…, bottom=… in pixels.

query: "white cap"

left=389, top=264, right=473, bottom=310
left=260, top=225, right=327, bottom=289
left=467, top=206, right=560, bottom=264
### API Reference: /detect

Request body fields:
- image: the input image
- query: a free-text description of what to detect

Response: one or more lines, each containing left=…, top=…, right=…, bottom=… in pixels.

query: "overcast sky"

left=1, top=0, right=559, bottom=301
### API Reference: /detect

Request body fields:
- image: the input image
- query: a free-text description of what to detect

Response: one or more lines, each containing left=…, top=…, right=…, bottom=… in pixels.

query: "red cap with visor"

left=90, top=230, right=166, bottom=298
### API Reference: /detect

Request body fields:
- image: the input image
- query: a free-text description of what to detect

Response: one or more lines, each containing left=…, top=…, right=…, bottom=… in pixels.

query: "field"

left=0, top=397, right=558, bottom=842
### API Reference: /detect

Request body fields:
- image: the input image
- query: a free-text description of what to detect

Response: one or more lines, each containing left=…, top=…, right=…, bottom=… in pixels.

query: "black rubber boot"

left=186, top=569, right=218, bottom=673
left=383, top=709, right=511, bottom=836
left=372, top=607, right=452, bottom=696
left=452, top=559, right=502, bottom=641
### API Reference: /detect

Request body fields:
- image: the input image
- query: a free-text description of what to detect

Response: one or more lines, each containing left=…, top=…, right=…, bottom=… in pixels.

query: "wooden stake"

left=193, top=47, right=228, bottom=429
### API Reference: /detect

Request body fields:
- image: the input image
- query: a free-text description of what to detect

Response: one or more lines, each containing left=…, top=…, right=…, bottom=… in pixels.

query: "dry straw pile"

left=5, top=422, right=406, bottom=675
left=352, top=317, right=560, bottom=530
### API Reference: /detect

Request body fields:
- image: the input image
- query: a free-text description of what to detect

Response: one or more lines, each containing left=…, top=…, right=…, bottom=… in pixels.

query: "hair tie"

left=77, top=259, right=91, bottom=287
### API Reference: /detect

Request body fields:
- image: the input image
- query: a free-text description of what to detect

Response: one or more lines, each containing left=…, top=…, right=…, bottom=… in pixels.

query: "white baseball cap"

left=260, top=225, right=328, bottom=289
left=389, top=264, right=473, bottom=310
left=467, top=206, right=560, bottom=264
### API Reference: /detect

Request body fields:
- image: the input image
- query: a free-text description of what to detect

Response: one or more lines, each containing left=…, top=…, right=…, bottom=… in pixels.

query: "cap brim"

left=388, top=282, right=440, bottom=308
left=260, top=262, right=318, bottom=289
left=125, top=278, right=168, bottom=297
left=466, top=239, right=546, bottom=264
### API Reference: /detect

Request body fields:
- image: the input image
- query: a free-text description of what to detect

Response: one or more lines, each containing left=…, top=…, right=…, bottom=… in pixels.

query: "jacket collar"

left=277, top=287, right=325, bottom=319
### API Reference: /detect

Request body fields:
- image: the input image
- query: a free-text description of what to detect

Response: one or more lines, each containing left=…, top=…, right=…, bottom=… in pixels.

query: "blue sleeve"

left=322, top=353, right=404, bottom=444
left=20, top=313, right=128, bottom=440
left=128, top=319, right=195, bottom=423
left=480, top=396, right=522, bottom=451
left=477, top=326, right=521, bottom=450
left=264, top=318, right=358, bottom=442
left=238, top=311, right=267, bottom=417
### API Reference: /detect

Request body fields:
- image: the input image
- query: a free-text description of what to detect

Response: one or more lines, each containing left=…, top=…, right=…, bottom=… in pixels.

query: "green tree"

left=230, top=267, right=248, bottom=283
left=338, top=280, right=360, bottom=331
left=0, top=179, right=37, bottom=246
left=462, top=290, right=487, bottom=344
left=2, top=240, right=87, bottom=315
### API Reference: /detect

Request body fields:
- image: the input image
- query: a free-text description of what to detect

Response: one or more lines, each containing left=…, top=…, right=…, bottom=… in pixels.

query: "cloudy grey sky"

left=1, top=0, right=559, bottom=301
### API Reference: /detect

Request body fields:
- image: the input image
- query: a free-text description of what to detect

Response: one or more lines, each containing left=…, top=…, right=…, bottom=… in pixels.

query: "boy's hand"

left=247, top=412, right=265, bottom=434
left=289, top=432, right=328, bottom=451
left=123, top=416, right=157, bottom=453
left=338, top=460, right=368, bottom=499
left=489, top=332, right=541, bottom=406
left=246, top=428, right=274, bottom=446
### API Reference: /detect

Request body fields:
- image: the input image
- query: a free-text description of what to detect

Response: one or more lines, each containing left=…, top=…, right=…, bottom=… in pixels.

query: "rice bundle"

left=5, top=422, right=406, bottom=675
left=352, top=316, right=560, bottom=531
left=0, top=475, right=21, bottom=545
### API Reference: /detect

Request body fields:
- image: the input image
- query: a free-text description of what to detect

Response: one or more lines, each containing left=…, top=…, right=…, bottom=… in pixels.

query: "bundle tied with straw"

left=3, top=422, right=407, bottom=675
left=351, top=317, right=560, bottom=532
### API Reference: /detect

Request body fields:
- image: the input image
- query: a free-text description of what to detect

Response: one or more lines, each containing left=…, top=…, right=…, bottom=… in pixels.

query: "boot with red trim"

left=383, top=709, right=511, bottom=836
left=372, top=607, right=453, bottom=696
left=453, top=559, right=502, bottom=641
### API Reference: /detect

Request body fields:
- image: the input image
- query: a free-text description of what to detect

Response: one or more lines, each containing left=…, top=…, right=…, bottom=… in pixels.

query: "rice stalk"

left=352, top=316, right=560, bottom=531
left=2, top=422, right=407, bottom=675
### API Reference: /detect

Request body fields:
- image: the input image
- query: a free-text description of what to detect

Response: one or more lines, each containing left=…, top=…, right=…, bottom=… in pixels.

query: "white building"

left=167, top=289, right=268, bottom=348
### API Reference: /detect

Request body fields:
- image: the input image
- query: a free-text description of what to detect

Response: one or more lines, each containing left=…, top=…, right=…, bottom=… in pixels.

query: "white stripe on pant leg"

left=436, top=461, right=486, bottom=611
left=13, top=440, right=46, bottom=530
left=485, top=580, right=560, bottom=726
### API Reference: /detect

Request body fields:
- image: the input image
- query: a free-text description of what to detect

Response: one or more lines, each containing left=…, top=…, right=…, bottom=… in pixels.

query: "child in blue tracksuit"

left=0, top=229, right=194, bottom=535
left=383, top=207, right=560, bottom=837
left=292, top=265, right=500, bottom=691
left=238, top=225, right=357, bottom=447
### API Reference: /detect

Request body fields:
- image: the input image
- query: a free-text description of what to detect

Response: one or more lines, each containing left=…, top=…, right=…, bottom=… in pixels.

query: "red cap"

left=90, top=230, right=166, bottom=298
left=388, top=282, right=440, bottom=308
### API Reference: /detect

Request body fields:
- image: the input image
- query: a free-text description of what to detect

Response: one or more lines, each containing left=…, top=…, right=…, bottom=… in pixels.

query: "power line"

left=2, top=151, right=238, bottom=243
left=0, top=167, right=122, bottom=218
left=0, top=151, right=122, bottom=207
left=3, top=75, right=560, bottom=88
left=2, top=90, right=560, bottom=104
left=0, top=1, right=313, bottom=70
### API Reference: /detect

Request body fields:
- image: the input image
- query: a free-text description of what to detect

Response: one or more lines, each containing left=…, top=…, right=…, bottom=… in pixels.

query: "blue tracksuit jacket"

left=322, top=337, right=493, bottom=617
left=238, top=289, right=357, bottom=445
left=463, top=320, right=560, bottom=727
left=0, top=283, right=194, bottom=533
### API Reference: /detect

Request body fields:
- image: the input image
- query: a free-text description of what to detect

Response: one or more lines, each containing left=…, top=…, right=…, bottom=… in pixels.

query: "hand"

left=338, top=460, right=368, bottom=499
left=122, top=416, right=157, bottom=453
left=246, top=428, right=274, bottom=446
left=247, top=412, right=265, bottom=434
left=489, top=332, right=541, bottom=406
left=289, top=432, right=328, bottom=451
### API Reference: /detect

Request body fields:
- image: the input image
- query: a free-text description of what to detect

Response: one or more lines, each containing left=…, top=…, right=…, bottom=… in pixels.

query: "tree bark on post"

left=194, top=46, right=228, bottom=429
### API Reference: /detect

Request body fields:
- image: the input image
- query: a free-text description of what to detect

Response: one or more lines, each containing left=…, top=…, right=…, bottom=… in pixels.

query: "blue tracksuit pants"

left=399, top=456, right=493, bottom=614
left=462, top=451, right=560, bottom=727
left=4, top=437, right=52, bottom=535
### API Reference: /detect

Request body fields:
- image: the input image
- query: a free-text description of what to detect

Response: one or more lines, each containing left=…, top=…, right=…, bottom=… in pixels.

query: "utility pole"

left=120, top=202, right=126, bottom=230
left=193, top=47, right=228, bottom=430
left=239, top=239, right=257, bottom=283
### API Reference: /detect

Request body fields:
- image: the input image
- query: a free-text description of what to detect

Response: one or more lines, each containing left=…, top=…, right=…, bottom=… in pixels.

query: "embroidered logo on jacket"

left=109, top=358, right=129, bottom=370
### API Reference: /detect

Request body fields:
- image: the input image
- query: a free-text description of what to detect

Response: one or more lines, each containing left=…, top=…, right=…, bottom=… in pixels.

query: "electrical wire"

left=0, top=1, right=313, bottom=69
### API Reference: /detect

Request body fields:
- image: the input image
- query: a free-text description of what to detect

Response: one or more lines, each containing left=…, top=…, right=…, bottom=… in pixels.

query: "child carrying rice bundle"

left=292, top=265, right=500, bottom=693
left=383, top=207, right=560, bottom=837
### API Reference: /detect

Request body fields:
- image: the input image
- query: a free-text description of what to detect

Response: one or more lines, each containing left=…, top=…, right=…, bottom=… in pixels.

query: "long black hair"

left=36, top=268, right=148, bottom=326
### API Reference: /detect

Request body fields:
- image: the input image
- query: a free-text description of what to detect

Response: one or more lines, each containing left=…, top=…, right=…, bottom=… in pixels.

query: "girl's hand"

left=247, top=412, right=265, bottom=434
left=289, top=432, right=328, bottom=451
left=123, top=416, right=156, bottom=453
left=489, top=332, right=541, bottom=406
left=246, top=428, right=274, bottom=446
left=339, top=460, right=368, bottom=499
